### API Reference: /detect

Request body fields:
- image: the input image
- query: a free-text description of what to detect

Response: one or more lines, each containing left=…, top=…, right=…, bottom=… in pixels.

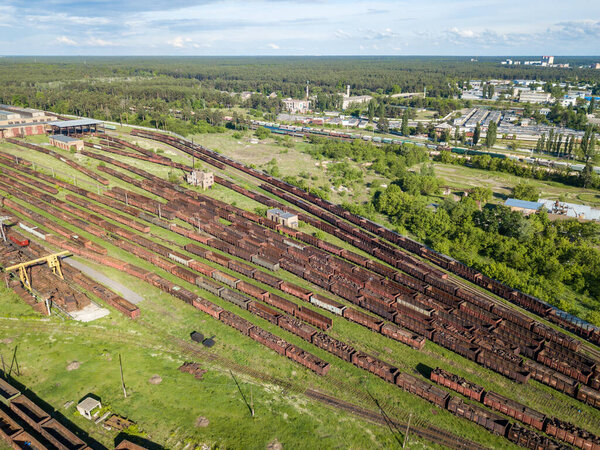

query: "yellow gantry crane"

left=4, top=251, right=70, bottom=292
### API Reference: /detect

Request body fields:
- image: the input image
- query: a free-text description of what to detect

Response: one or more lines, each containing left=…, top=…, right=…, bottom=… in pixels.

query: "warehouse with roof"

left=47, top=118, right=103, bottom=136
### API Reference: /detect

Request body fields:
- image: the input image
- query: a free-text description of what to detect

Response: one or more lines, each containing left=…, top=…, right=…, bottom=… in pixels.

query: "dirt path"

left=63, top=257, right=145, bottom=304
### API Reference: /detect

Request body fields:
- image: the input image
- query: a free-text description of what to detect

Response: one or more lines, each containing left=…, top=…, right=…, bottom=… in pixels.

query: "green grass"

left=430, top=162, right=600, bottom=206
left=1, top=134, right=599, bottom=448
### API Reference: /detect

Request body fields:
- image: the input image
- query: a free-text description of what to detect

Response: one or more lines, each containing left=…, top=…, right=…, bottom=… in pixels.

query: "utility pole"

left=250, top=385, right=254, bottom=417
left=403, top=413, right=412, bottom=448
left=119, top=354, right=127, bottom=398
left=0, top=216, right=12, bottom=242
left=9, top=346, right=19, bottom=377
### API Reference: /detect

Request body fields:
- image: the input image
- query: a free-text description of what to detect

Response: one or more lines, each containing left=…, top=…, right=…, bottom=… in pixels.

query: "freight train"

left=3, top=133, right=600, bottom=448
left=127, top=129, right=600, bottom=375
left=431, top=367, right=600, bottom=450
left=0, top=376, right=89, bottom=450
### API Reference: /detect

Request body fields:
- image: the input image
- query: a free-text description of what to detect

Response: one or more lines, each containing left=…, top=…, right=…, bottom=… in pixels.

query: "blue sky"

left=1, top=0, right=599, bottom=55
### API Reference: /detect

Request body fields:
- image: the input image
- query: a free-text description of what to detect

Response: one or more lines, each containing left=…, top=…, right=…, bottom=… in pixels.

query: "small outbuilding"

left=49, top=134, right=84, bottom=152
left=77, top=397, right=101, bottom=420
left=267, top=208, right=299, bottom=228
left=504, top=198, right=544, bottom=216
left=187, top=170, right=214, bottom=190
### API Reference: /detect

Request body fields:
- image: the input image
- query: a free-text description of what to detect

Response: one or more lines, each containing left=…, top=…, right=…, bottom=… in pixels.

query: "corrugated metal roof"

left=50, top=134, right=81, bottom=143
left=268, top=208, right=297, bottom=220
left=540, top=199, right=600, bottom=221
left=47, top=119, right=103, bottom=128
left=504, top=198, right=543, bottom=210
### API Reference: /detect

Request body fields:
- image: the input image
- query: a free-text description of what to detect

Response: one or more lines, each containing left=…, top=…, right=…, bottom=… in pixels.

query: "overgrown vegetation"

left=371, top=177, right=600, bottom=325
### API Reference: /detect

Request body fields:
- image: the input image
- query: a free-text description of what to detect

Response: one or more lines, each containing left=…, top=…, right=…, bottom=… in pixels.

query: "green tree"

left=255, top=126, right=271, bottom=139
left=469, top=186, right=492, bottom=203
left=473, top=122, right=481, bottom=146
left=568, top=134, right=575, bottom=157
left=546, top=129, right=554, bottom=153
left=401, top=111, right=409, bottom=136
left=580, top=125, right=597, bottom=162
left=537, top=134, right=546, bottom=153
left=589, top=97, right=596, bottom=115
left=367, top=100, right=375, bottom=123
left=485, top=122, right=497, bottom=148
left=581, top=162, right=594, bottom=188
left=512, top=182, right=540, bottom=201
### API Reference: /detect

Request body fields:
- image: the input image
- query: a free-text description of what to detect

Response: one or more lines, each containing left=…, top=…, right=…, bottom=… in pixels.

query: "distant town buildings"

left=501, top=56, right=569, bottom=68
left=282, top=98, right=311, bottom=114
left=542, top=55, right=554, bottom=65
left=341, top=85, right=373, bottom=110
left=187, top=170, right=214, bottom=190
left=519, top=91, right=553, bottom=104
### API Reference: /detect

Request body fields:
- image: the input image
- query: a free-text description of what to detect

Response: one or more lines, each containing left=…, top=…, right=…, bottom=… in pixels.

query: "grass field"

left=1, top=131, right=599, bottom=449
left=190, top=130, right=389, bottom=205
left=431, top=162, right=600, bottom=206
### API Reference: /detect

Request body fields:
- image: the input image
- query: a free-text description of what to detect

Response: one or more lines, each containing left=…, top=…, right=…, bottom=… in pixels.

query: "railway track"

left=305, top=389, right=487, bottom=450
left=3, top=135, right=597, bottom=446
left=177, top=139, right=600, bottom=360
left=138, top=319, right=486, bottom=450
left=0, top=316, right=483, bottom=449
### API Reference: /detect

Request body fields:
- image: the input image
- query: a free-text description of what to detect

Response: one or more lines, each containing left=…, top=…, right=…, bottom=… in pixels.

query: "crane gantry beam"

left=4, top=251, right=70, bottom=292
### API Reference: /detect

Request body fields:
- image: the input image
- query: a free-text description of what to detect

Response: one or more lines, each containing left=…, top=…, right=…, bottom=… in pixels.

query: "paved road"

left=64, top=257, right=145, bottom=304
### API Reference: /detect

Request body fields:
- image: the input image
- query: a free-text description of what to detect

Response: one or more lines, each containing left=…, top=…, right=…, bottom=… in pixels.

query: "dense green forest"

left=2, top=56, right=600, bottom=134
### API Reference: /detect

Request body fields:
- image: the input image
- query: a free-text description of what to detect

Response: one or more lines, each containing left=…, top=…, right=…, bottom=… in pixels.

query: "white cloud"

left=551, top=20, right=600, bottom=39
left=87, top=37, right=118, bottom=47
left=267, top=43, right=279, bottom=49
left=167, top=36, right=192, bottom=48
left=449, top=27, right=476, bottom=38
left=0, top=6, right=16, bottom=27
left=56, top=36, right=78, bottom=46
left=335, top=29, right=352, bottom=39
left=26, top=13, right=111, bottom=27
left=363, top=28, right=401, bottom=40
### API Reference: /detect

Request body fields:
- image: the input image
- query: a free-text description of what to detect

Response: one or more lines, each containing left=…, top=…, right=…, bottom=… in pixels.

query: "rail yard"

left=0, top=123, right=599, bottom=450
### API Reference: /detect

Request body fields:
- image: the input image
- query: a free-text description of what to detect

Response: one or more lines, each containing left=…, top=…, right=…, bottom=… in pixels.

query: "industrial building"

left=519, top=91, right=553, bottom=104
left=341, top=85, right=373, bottom=110
left=186, top=170, right=214, bottom=190
left=49, top=134, right=84, bottom=152
left=0, top=105, right=58, bottom=138
left=48, top=118, right=103, bottom=136
left=504, top=198, right=543, bottom=215
left=282, top=98, right=311, bottom=114
left=267, top=208, right=299, bottom=228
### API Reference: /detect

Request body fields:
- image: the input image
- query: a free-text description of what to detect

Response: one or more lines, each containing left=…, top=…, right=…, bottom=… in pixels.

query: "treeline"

left=370, top=182, right=600, bottom=325
left=2, top=56, right=600, bottom=107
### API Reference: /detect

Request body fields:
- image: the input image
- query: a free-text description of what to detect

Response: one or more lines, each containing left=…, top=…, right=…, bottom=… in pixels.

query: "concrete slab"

left=64, top=257, right=145, bottom=304
left=70, top=303, right=110, bottom=322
